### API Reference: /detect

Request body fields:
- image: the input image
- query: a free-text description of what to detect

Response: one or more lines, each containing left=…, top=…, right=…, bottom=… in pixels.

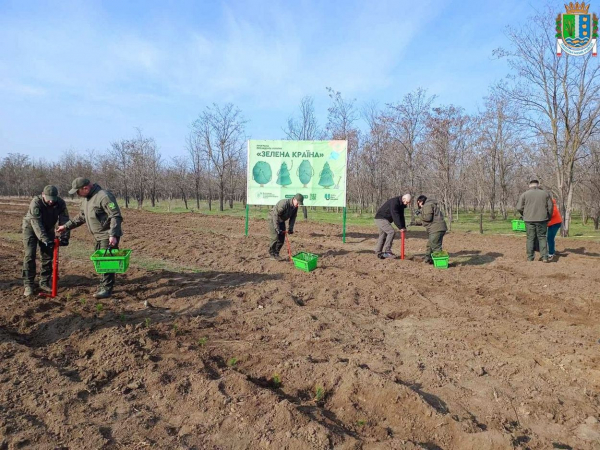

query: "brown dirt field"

left=1, top=200, right=599, bottom=449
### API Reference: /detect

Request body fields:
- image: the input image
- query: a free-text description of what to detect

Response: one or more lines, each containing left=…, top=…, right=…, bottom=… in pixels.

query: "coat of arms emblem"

left=556, top=2, right=598, bottom=56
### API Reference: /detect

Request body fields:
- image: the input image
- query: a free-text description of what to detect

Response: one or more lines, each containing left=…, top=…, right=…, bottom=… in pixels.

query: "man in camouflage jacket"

left=57, top=177, right=123, bottom=299
left=22, top=185, right=70, bottom=297
left=268, top=193, right=304, bottom=260
left=416, top=195, right=448, bottom=264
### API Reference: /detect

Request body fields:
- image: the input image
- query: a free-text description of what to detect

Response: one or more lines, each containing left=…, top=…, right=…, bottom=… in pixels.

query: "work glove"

left=59, top=237, right=69, bottom=247
left=42, top=240, right=54, bottom=250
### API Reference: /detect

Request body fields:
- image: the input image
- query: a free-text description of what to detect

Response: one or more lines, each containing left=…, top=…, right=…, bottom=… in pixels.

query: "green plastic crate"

left=431, top=252, right=449, bottom=269
left=90, top=249, right=132, bottom=274
left=291, top=252, right=318, bottom=272
left=512, top=219, right=526, bottom=232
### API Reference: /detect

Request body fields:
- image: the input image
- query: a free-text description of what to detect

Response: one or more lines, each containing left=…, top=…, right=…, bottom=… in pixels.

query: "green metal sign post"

left=342, top=207, right=347, bottom=243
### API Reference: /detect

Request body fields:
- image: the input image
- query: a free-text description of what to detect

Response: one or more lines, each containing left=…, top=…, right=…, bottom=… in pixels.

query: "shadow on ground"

left=563, top=247, right=600, bottom=257
left=451, top=250, right=503, bottom=266
left=13, top=270, right=282, bottom=347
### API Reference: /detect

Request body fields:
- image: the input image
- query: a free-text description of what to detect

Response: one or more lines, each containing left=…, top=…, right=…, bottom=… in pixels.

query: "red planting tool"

left=401, top=230, right=405, bottom=260
left=284, top=231, right=293, bottom=263
left=39, top=237, right=60, bottom=298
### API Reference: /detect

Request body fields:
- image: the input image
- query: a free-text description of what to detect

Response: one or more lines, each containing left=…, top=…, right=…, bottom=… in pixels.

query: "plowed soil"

left=1, top=199, right=599, bottom=449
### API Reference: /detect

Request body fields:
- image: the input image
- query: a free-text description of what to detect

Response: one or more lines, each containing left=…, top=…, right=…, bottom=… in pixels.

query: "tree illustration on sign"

left=276, top=161, right=293, bottom=186
left=297, top=160, right=313, bottom=188
left=318, top=162, right=335, bottom=188
left=252, top=161, right=272, bottom=186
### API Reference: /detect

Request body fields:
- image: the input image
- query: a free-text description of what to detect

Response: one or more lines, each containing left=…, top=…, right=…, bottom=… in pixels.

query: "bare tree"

left=110, top=130, right=160, bottom=209
left=385, top=87, right=435, bottom=216
left=110, top=141, right=132, bottom=208
left=283, top=96, right=322, bottom=140
left=425, top=105, right=471, bottom=227
left=498, top=5, right=600, bottom=235
left=0, top=153, right=31, bottom=196
left=171, top=156, right=190, bottom=209
left=191, top=103, right=247, bottom=211
left=186, top=130, right=204, bottom=209
left=325, top=88, right=358, bottom=145
left=478, top=86, right=521, bottom=219
left=362, top=102, right=394, bottom=209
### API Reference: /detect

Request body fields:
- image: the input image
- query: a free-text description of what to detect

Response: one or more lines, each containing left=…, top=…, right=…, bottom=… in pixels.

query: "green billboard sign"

left=247, top=140, right=347, bottom=207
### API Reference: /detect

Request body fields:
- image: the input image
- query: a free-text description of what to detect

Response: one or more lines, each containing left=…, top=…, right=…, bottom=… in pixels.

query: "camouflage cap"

left=69, top=177, right=90, bottom=195
left=43, top=185, right=58, bottom=202
left=293, top=193, right=304, bottom=206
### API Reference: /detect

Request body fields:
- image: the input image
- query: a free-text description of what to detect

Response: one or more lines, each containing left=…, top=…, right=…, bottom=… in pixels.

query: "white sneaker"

left=548, top=254, right=554, bottom=261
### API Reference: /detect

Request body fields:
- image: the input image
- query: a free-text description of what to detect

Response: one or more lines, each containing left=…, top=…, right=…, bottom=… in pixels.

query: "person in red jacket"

left=547, top=198, right=562, bottom=260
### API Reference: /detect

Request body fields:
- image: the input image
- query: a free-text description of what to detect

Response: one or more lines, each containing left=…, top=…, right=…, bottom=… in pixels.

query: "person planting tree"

left=268, top=193, right=304, bottom=261
left=416, top=195, right=447, bottom=264
left=57, top=177, right=123, bottom=299
left=374, top=194, right=411, bottom=259
left=22, top=185, right=70, bottom=297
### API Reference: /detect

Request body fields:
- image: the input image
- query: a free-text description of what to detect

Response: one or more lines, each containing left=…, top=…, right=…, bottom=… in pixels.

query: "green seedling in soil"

left=65, top=293, right=72, bottom=302
left=227, top=357, right=238, bottom=367
left=119, top=313, right=126, bottom=322
left=197, top=337, right=208, bottom=347
left=96, top=303, right=104, bottom=313
left=144, top=318, right=151, bottom=328
left=79, top=297, right=87, bottom=305
left=315, top=386, right=325, bottom=402
left=172, top=323, right=179, bottom=335
left=357, top=420, right=366, bottom=427
left=271, top=373, right=282, bottom=388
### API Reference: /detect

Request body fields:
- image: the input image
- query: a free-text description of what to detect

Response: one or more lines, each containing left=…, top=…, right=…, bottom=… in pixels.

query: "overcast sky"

left=1, top=0, right=554, bottom=160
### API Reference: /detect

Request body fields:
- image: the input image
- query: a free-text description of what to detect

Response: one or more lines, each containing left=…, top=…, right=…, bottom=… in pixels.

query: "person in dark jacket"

left=416, top=195, right=447, bottom=264
left=268, top=193, right=304, bottom=260
left=22, top=185, right=70, bottom=297
left=516, top=179, right=553, bottom=262
left=374, top=194, right=411, bottom=259
left=57, top=177, right=123, bottom=299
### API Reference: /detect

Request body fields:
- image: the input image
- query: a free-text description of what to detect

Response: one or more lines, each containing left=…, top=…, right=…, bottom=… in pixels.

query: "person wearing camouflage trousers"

left=268, top=194, right=304, bottom=261
left=57, top=177, right=123, bottom=299
left=22, top=185, right=70, bottom=297
left=416, top=195, right=448, bottom=264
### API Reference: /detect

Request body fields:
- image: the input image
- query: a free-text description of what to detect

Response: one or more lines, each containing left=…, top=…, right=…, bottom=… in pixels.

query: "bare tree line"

left=1, top=7, right=600, bottom=232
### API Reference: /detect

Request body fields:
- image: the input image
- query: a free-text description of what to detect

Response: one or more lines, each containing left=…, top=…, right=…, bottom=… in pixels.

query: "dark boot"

left=39, top=281, right=52, bottom=292
left=93, top=289, right=112, bottom=299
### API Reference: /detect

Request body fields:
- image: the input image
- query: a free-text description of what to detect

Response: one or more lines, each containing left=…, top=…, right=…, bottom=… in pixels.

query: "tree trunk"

left=219, top=181, right=225, bottom=211
left=195, top=180, right=200, bottom=210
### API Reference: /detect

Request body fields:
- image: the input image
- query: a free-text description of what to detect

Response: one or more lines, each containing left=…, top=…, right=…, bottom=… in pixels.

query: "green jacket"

left=64, top=184, right=123, bottom=240
left=420, top=198, right=448, bottom=233
left=22, top=196, right=70, bottom=243
left=269, top=199, right=298, bottom=231
left=516, top=187, right=553, bottom=222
